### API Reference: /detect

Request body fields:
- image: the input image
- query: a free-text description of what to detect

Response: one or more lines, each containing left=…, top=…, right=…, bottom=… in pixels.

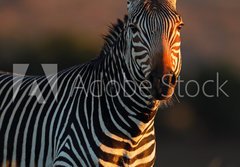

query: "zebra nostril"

left=163, top=76, right=169, bottom=83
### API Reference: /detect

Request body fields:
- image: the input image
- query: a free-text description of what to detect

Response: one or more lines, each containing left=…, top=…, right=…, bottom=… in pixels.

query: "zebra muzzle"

left=149, top=73, right=177, bottom=100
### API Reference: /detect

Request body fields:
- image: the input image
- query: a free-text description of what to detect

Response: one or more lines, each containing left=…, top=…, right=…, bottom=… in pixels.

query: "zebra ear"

left=163, top=0, right=177, bottom=10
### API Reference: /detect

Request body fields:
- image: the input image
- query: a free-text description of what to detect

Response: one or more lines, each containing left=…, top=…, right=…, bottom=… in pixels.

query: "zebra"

left=0, top=0, right=184, bottom=166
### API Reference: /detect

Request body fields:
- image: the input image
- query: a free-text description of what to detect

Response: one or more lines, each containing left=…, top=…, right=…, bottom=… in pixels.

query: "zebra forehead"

left=133, top=10, right=181, bottom=28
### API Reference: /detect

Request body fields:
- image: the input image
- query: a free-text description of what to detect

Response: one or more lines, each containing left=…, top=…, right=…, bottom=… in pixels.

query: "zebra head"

left=126, top=0, right=184, bottom=100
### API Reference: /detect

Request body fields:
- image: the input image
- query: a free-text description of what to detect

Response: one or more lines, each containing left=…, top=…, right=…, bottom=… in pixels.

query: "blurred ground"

left=0, top=0, right=240, bottom=166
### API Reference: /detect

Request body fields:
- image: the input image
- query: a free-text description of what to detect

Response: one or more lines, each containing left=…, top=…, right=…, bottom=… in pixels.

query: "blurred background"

left=0, top=0, right=240, bottom=166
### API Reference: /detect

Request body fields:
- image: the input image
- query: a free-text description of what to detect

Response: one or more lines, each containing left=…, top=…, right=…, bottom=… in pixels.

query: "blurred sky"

left=0, top=0, right=240, bottom=75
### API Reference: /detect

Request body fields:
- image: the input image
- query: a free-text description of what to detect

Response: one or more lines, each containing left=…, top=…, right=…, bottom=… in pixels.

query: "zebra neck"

left=84, top=41, right=158, bottom=139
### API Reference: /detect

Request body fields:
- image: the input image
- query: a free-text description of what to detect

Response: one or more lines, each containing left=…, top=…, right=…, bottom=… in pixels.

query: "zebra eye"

left=129, top=24, right=139, bottom=34
left=177, top=23, right=184, bottom=31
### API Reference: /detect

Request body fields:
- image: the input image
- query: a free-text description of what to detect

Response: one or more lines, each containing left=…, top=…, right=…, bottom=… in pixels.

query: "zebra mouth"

left=149, top=74, right=177, bottom=100
left=155, top=85, right=175, bottom=100
left=150, top=81, right=175, bottom=100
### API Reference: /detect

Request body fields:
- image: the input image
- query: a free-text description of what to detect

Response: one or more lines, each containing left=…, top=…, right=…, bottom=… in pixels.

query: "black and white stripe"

left=0, top=0, right=183, bottom=166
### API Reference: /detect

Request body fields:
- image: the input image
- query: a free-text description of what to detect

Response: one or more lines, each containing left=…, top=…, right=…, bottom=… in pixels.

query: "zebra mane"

left=100, top=15, right=128, bottom=56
